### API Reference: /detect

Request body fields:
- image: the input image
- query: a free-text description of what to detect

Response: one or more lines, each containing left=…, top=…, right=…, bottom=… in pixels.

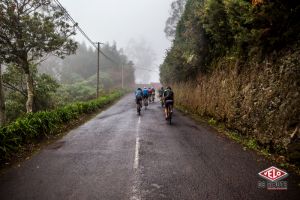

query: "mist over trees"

left=40, top=41, right=135, bottom=100
left=0, top=41, right=135, bottom=123
left=0, top=1, right=135, bottom=124
left=126, top=38, right=156, bottom=84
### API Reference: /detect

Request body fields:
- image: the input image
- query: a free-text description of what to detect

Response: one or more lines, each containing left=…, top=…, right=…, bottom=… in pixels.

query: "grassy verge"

left=176, top=104, right=300, bottom=175
left=0, top=90, right=125, bottom=165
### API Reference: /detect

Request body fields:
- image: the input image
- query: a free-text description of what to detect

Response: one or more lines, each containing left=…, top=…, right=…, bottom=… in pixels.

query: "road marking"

left=131, top=116, right=141, bottom=200
left=133, top=117, right=141, bottom=169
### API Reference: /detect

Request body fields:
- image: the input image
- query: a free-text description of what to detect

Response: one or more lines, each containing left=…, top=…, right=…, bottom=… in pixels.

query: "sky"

left=60, top=0, right=174, bottom=83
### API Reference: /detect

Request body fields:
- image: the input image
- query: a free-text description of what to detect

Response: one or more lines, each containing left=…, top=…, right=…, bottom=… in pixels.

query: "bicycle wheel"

left=137, top=103, right=140, bottom=115
left=138, top=105, right=141, bottom=115
left=144, top=99, right=148, bottom=110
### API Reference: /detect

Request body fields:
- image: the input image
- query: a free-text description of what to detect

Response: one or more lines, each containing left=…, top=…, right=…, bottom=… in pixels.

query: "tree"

left=0, top=63, right=5, bottom=125
left=202, top=0, right=233, bottom=56
left=0, top=0, right=77, bottom=112
left=164, top=0, right=187, bottom=40
left=3, top=64, right=59, bottom=121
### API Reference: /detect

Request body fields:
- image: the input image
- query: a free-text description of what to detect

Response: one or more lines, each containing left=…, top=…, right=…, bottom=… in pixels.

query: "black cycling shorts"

left=136, top=96, right=142, bottom=104
left=165, top=99, right=174, bottom=107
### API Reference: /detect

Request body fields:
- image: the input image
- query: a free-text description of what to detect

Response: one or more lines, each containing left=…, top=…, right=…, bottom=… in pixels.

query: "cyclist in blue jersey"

left=143, top=87, right=149, bottom=99
left=142, top=87, right=149, bottom=108
left=135, top=88, right=143, bottom=114
left=135, top=88, right=143, bottom=105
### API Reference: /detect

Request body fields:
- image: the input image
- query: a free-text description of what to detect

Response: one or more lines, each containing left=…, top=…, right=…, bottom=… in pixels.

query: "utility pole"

left=95, top=42, right=103, bottom=98
left=122, top=63, right=124, bottom=89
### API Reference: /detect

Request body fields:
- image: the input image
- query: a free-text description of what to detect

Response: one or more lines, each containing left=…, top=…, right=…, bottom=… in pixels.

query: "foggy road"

left=0, top=94, right=299, bottom=200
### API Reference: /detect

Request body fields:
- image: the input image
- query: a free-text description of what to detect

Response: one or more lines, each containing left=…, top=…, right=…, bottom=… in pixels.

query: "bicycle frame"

left=166, top=104, right=173, bottom=124
left=137, top=100, right=142, bottom=115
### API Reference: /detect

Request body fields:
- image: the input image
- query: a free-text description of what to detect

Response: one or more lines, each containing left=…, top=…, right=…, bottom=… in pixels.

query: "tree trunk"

left=25, top=67, right=34, bottom=113
left=0, top=63, right=6, bottom=125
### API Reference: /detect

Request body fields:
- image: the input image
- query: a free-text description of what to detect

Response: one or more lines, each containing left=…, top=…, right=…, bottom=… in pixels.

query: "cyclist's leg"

left=165, top=102, right=169, bottom=119
left=138, top=99, right=141, bottom=108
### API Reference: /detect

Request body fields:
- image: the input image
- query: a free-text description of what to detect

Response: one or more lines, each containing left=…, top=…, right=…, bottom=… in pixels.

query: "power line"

left=53, top=0, right=96, bottom=48
left=53, top=0, right=159, bottom=74
left=53, top=0, right=118, bottom=64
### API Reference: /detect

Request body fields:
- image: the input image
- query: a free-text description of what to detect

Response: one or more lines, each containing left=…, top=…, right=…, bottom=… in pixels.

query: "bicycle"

left=152, top=94, right=155, bottom=102
left=165, top=100, right=173, bottom=124
left=137, top=99, right=142, bottom=115
left=143, top=97, right=148, bottom=110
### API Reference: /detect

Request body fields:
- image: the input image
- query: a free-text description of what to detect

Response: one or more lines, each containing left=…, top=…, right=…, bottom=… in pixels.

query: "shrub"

left=0, top=91, right=124, bottom=161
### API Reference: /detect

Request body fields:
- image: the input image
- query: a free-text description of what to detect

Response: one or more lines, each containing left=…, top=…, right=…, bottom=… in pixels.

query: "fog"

left=60, top=0, right=174, bottom=83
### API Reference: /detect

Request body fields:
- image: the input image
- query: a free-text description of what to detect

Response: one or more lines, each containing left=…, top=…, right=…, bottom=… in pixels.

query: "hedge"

left=0, top=91, right=124, bottom=160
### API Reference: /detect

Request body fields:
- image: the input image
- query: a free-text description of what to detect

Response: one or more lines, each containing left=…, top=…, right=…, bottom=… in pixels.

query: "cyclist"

left=142, top=87, right=149, bottom=107
left=163, top=86, right=174, bottom=120
left=148, top=87, right=153, bottom=102
left=135, top=88, right=143, bottom=109
left=159, top=87, right=164, bottom=107
left=151, top=87, right=156, bottom=102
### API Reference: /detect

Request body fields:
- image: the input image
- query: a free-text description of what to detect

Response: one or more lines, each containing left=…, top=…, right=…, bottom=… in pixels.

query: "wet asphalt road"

left=0, top=94, right=299, bottom=200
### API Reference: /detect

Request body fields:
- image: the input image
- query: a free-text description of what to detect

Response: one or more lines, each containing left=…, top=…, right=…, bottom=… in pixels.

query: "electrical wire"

left=53, top=0, right=159, bottom=73
left=54, top=0, right=117, bottom=62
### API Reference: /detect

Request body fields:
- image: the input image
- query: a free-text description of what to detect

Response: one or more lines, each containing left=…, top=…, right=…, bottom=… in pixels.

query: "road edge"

left=0, top=93, right=127, bottom=174
left=175, top=105, right=300, bottom=176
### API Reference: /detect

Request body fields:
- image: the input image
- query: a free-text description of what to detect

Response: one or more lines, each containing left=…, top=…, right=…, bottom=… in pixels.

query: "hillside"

left=160, top=0, right=300, bottom=164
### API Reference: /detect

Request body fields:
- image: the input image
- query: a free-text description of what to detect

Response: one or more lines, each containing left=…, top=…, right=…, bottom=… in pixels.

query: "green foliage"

left=161, top=0, right=209, bottom=83
left=208, top=118, right=217, bottom=126
left=35, top=73, right=60, bottom=111
left=246, top=138, right=258, bottom=150
left=40, top=42, right=135, bottom=89
left=0, top=0, right=78, bottom=113
left=202, top=0, right=233, bottom=56
left=3, top=64, right=59, bottom=121
left=0, top=91, right=124, bottom=161
left=0, top=0, right=77, bottom=64
left=56, top=82, right=96, bottom=104
left=160, top=0, right=300, bottom=83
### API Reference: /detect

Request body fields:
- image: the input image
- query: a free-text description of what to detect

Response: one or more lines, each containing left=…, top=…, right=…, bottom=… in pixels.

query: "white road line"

left=133, top=117, right=141, bottom=169
left=130, top=116, right=142, bottom=200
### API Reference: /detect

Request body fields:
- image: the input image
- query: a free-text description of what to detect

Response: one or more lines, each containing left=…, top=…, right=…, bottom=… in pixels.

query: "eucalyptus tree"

left=0, top=0, right=77, bottom=112
left=164, top=0, right=187, bottom=40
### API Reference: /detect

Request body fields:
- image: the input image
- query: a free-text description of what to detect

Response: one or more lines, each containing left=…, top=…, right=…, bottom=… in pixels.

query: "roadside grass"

left=176, top=104, right=300, bottom=175
left=0, top=90, right=125, bottom=166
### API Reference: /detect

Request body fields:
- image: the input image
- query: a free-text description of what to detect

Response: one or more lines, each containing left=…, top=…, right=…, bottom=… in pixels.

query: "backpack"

left=165, top=89, right=174, bottom=100
left=143, top=89, right=148, bottom=96
left=136, top=90, right=143, bottom=98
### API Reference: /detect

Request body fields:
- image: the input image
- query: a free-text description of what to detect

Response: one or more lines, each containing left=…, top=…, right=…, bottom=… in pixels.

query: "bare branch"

left=3, top=82, right=27, bottom=97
